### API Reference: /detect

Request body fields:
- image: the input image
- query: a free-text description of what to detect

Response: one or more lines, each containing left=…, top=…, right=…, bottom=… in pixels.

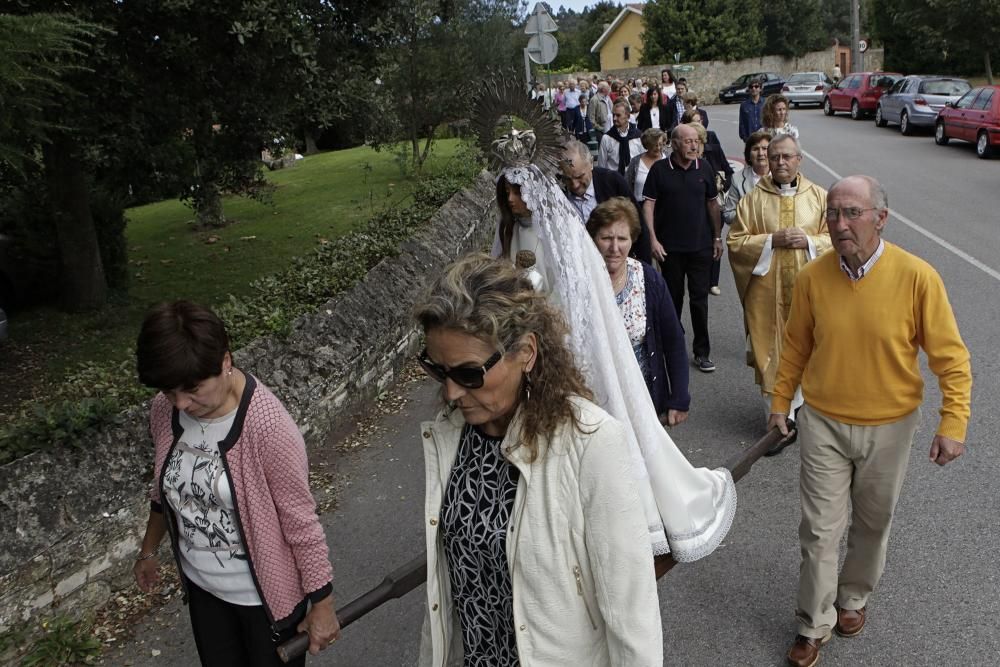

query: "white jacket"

left=418, top=397, right=663, bottom=667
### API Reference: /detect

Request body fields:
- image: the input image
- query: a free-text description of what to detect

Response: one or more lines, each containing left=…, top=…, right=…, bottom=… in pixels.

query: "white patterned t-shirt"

left=163, top=408, right=260, bottom=605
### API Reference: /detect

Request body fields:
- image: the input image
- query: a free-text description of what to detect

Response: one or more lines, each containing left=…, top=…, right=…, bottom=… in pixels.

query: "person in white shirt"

left=762, top=94, right=800, bottom=139
left=598, top=101, right=643, bottom=176
left=626, top=128, right=668, bottom=204
left=660, top=68, right=677, bottom=99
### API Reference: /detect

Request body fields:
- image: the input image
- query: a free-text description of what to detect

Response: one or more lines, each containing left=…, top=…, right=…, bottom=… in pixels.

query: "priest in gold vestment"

left=728, top=135, right=832, bottom=422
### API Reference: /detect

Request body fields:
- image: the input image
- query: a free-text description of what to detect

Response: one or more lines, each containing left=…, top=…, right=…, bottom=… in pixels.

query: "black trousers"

left=660, top=248, right=713, bottom=358
left=564, top=107, right=585, bottom=135
left=187, top=578, right=306, bottom=667
left=710, top=256, right=722, bottom=287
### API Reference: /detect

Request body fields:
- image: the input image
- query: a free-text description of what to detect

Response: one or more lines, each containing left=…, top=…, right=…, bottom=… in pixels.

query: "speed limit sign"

left=858, top=39, right=869, bottom=53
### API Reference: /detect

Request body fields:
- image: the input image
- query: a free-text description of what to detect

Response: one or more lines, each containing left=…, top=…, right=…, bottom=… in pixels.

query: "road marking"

left=801, top=148, right=1000, bottom=283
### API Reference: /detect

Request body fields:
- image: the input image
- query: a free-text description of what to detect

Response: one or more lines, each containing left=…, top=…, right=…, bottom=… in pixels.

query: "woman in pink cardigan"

left=133, top=301, right=339, bottom=666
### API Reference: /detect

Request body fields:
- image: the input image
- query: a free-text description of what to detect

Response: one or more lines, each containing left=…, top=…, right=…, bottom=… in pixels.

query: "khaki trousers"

left=795, top=404, right=921, bottom=638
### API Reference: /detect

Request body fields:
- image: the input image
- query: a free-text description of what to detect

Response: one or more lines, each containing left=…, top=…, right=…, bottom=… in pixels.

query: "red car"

left=934, top=85, right=1000, bottom=159
left=823, top=71, right=902, bottom=120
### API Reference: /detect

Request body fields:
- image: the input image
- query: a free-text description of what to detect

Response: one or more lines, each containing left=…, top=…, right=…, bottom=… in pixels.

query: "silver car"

left=876, top=75, right=971, bottom=135
left=782, top=72, right=833, bottom=108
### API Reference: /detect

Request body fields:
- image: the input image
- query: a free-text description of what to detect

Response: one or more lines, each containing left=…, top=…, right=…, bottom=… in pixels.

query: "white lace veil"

left=496, top=164, right=736, bottom=560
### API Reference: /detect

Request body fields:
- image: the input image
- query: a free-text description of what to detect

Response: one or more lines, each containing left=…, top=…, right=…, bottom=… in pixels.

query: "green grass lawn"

left=4, top=140, right=463, bottom=412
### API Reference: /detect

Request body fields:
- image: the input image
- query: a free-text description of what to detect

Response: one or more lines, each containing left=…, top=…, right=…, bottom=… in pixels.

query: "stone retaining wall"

left=560, top=47, right=885, bottom=105
left=0, top=172, right=497, bottom=647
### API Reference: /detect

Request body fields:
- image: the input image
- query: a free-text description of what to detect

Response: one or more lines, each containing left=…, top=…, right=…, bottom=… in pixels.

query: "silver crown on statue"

left=472, top=71, right=565, bottom=176
left=491, top=127, right=538, bottom=166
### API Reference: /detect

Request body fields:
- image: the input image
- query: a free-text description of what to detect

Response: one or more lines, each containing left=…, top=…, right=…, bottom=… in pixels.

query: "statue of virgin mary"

left=474, top=75, right=735, bottom=561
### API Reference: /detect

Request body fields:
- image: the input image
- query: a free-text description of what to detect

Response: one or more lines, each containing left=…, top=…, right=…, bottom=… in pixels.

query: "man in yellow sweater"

left=767, top=175, right=972, bottom=667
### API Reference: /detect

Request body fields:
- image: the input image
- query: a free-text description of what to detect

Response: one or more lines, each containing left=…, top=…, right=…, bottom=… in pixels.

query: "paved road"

left=108, top=106, right=1000, bottom=666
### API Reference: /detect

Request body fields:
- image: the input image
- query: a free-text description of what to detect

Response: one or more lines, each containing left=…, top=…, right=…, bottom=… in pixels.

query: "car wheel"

left=977, top=131, right=994, bottom=158
left=875, top=105, right=887, bottom=127
left=900, top=110, right=913, bottom=135
left=850, top=100, right=862, bottom=120
left=934, top=120, right=950, bottom=145
left=823, top=97, right=834, bottom=116
left=792, top=102, right=800, bottom=109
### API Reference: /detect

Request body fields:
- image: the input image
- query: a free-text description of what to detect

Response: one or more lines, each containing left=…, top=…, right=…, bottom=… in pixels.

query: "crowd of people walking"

left=128, top=75, right=972, bottom=667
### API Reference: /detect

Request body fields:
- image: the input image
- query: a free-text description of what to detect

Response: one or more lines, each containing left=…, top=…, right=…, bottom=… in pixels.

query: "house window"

left=623, top=45, right=630, bottom=62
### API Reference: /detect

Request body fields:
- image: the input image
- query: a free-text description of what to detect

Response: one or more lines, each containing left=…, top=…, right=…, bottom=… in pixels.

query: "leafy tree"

left=539, top=3, right=618, bottom=74
left=369, top=0, right=521, bottom=169
left=547, top=7, right=587, bottom=71
left=0, top=1, right=331, bottom=309
left=762, top=0, right=826, bottom=57
left=871, top=0, right=997, bottom=80
left=820, top=0, right=852, bottom=46
left=0, top=10, right=115, bottom=309
left=576, top=2, right=622, bottom=70
left=296, top=0, right=395, bottom=154
left=924, top=0, right=999, bottom=81
left=641, top=0, right=764, bottom=64
left=131, top=0, right=326, bottom=228
left=0, top=14, right=98, bottom=174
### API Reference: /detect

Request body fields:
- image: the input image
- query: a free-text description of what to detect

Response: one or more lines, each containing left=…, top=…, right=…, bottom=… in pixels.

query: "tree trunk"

left=195, top=184, right=226, bottom=228
left=986, top=51, right=994, bottom=85
left=43, top=135, right=108, bottom=311
left=410, top=128, right=421, bottom=170
left=418, top=133, right=434, bottom=170
left=303, top=127, right=319, bottom=155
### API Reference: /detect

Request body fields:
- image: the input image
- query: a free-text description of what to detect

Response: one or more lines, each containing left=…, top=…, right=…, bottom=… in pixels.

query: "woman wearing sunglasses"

left=414, top=254, right=662, bottom=666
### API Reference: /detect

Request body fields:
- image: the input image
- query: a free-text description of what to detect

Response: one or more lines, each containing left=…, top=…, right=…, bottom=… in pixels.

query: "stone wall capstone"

left=559, top=47, right=885, bottom=105
left=0, top=171, right=498, bottom=646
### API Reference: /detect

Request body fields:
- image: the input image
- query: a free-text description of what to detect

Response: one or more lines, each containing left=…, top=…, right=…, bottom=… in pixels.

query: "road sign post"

left=524, top=3, right=559, bottom=92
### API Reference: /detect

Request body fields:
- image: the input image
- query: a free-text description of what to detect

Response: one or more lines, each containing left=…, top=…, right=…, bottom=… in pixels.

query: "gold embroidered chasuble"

left=728, top=173, right=832, bottom=392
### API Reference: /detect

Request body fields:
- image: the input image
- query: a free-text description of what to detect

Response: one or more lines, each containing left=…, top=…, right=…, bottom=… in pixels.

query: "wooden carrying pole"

left=277, top=427, right=789, bottom=662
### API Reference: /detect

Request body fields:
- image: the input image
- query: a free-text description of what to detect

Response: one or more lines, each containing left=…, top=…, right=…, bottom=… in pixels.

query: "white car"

left=782, top=72, right=833, bottom=108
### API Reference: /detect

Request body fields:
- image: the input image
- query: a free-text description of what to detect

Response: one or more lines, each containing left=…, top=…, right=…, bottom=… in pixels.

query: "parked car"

left=783, top=71, right=834, bottom=108
left=876, top=75, right=971, bottom=135
left=719, top=72, right=784, bottom=104
left=823, top=72, right=903, bottom=119
left=934, top=85, right=1000, bottom=159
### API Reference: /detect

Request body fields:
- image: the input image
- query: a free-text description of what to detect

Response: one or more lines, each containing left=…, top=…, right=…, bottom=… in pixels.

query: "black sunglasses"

left=418, top=348, right=503, bottom=389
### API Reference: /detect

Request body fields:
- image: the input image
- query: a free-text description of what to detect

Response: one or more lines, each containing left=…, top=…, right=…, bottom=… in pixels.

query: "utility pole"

left=850, top=0, right=860, bottom=73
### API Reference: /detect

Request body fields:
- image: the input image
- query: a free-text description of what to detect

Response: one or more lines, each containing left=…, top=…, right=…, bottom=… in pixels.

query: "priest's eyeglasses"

left=418, top=349, right=503, bottom=389
left=824, top=207, right=879, bottom=221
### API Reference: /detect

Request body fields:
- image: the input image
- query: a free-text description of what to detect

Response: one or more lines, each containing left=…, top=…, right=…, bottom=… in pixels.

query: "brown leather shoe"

left=835, top=606, right=866, bottom=637
left=787, top=633, right=830, bottom=667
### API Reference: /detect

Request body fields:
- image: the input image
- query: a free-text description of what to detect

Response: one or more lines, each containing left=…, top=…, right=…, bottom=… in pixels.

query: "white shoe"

left=710, top=286, right=721, bottom=296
